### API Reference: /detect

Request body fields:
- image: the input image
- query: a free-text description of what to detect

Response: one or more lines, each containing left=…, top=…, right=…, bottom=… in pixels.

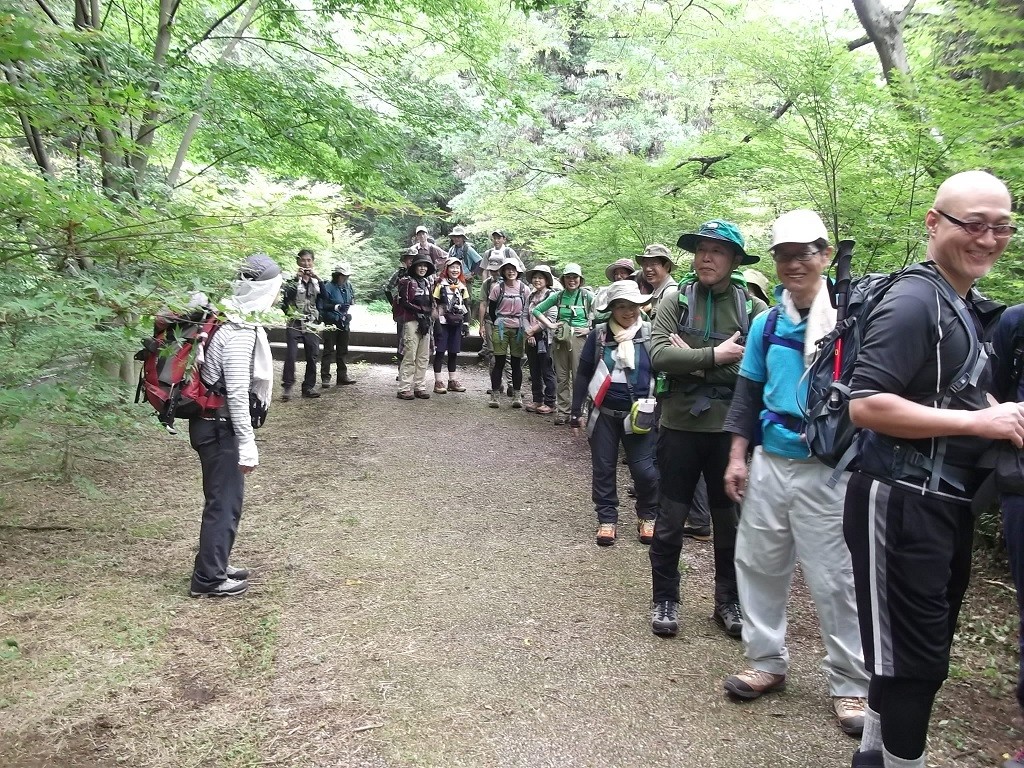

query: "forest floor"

left=0, top=359, right=1021, bottom=768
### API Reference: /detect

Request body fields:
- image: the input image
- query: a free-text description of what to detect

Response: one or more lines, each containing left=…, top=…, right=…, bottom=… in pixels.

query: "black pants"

left=590, top=411, right=659, bottom=523
left=321, top=327, right=349, bottom=382
left=649, top=428, right=739, bottom=605
left=1003, top=494, right=1024, bottom=713
left=189, top=419, right=244, bottom=590
left=525, top=343, right=556, bottom=407
left=433, top=321, right=463, bottom=374
left=284, top=325, right=320, bottom=392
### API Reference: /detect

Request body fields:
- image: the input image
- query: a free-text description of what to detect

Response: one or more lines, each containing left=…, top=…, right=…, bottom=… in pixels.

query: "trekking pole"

left=829, top=239, right=855, bottom=402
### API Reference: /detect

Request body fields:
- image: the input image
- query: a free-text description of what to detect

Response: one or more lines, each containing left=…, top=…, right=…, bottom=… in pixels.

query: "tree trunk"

left=129, top=0, right=180, bottom=180
left=851, top=0, right=914, bottom=87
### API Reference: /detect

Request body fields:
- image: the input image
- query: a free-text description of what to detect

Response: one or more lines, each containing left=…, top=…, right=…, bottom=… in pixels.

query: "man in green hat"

left=647, top=219, right=767, bottom=640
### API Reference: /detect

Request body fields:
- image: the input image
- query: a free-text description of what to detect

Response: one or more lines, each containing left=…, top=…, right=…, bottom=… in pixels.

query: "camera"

left=301, top=267, right=313, bottom=275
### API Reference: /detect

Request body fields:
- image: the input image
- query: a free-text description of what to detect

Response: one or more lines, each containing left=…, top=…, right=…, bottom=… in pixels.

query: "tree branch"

left=673, top=99, right=793, bottom=175
left=33, top=0, right=61, bottom=24
left=169, top=0, right=248, bottom=67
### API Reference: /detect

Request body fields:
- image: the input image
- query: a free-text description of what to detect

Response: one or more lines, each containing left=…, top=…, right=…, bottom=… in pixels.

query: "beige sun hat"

left=331, top=262, right=352, bottom=276
left=526, top=264, right=554, bottom=288
left=638, top=243, right=674, bottom=271
left=605, top=257, right=638, bottom=282
left=595, top=280, right=650, bottom=312
left=742, top=269, right=771, bottom=302
left=498, top=255, right=522, bottom=275
left=450, top=225, right=468, bottom=239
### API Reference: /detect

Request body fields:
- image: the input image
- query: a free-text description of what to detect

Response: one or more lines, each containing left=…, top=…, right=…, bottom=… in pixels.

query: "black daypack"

left=804, top=262, right=986, bottom=489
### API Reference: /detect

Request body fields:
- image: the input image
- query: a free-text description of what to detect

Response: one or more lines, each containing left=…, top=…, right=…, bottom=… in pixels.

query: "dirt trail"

left=0, top=360, right=1018, bottom=768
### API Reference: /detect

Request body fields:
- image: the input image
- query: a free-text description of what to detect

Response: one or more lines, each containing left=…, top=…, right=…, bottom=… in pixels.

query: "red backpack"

left=135, top=306, right=225, bottom=435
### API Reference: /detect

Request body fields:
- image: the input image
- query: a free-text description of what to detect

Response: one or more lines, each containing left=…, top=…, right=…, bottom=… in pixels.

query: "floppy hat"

left=561, top=262, right=585, bottom=284
left=498, top=255, right=522, bottom=274
left=605, top=257, right=638, bottom=281
left=770, top=209, right=829, bottom=248
left=450, top=225, right=468, bottom=238
left=526, top=264, right=555, bottom=288
left=638, top=243, right=674, bottom=271
left=410, top=251, right=435, bottom=276
left=742, top=269, right=771, bottom=301
left=595, top=280, right=650, bottom=312
left=331, top=262, right=352, bottom=276
left=677, top=220, right=757, bottom=265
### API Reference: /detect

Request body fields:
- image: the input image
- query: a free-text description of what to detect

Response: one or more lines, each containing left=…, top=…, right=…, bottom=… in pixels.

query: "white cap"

left=770, top=209, right=829, bottom=248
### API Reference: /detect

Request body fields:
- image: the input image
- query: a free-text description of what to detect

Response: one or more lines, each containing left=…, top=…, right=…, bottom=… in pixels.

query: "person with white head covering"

left=569, top=281, right=659, bottom=546
left=523, top=265, right=558, bottom=413
left=189, top=253, right=282, bottom=598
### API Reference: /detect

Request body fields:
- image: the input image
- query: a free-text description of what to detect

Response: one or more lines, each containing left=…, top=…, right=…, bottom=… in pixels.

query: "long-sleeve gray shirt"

left=201, top=322, right=258, bottom=464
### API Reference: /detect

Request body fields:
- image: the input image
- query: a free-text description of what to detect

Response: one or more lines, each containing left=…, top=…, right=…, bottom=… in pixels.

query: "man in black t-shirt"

left=844, top=171, right=1023, bottom=768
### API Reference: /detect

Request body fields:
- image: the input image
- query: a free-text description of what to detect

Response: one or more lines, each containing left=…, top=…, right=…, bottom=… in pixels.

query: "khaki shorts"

left=492, top=327, right=525, bottom=357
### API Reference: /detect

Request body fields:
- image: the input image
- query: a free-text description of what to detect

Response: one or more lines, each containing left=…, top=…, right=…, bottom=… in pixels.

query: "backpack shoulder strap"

left=760, top=306, right=804, bottom=356
left=1009, top=315, right=1024, bottom=396
left=732, top=284, right=751, bottom=337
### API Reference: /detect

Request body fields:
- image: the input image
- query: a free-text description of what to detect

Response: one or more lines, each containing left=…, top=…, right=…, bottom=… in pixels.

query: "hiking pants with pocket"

left=552, top=333, right=585, bottom=417
left=589, top=411, right=659, bottom=524
left=525, top=343, right=556, bottom=407
left=649, top=428, right=738, bottom=606
left=321, top=327, right=349, bottom=383
left=189, top=418, right=244, bottom=591
left=284, top=325, right=320, bottom=393
left=735, top=447, right=868, bottom=696
left=398, top=320, right=430, bottom=393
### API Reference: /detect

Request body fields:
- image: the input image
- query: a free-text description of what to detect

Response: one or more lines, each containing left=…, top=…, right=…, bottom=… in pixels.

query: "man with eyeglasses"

left=721, top=209, right=869, bottom=737
left=843, top=170, right=1023, bottom=768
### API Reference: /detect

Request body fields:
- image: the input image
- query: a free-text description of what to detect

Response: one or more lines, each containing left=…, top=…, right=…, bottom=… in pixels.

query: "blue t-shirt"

left=739, top=306, right=810, bottom=459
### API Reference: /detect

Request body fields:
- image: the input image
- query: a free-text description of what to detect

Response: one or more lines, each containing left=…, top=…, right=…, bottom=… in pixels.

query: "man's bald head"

left=933, top=170, right=1011, bottom=212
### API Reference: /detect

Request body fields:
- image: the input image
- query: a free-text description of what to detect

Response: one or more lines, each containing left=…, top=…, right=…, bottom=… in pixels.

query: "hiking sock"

left=882, top=747, right=925, bottom=768
left=858, top=706, right=882, bottom=752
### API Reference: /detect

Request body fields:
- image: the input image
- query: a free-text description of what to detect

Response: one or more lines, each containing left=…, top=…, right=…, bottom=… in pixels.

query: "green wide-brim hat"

left=677, top=219, right=757, bottom=265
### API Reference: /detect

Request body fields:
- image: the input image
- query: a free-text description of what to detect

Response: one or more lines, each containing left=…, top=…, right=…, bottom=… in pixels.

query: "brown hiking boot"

left=448, top=380, right=466, bottom=392
left=434, top=381, right=448, bottom=394
left=723, top=669, right=786, bottom=700
left=833, top=696, right=866, bottom=736
left=595, top=523, right=617, bottom=546
left=636, top=518, right=655, bottom=545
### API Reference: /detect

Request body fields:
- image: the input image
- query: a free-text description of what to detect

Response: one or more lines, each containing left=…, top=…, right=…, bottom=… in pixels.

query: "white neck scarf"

left=609, top=317, right=643, bottom=371
left=222, top=274, right=283, bottom=404
left=781, top=277, right=835, bottom=365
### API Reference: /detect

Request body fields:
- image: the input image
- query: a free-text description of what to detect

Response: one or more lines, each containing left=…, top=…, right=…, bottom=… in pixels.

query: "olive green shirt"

left=651, top=282, right=768, bottom=432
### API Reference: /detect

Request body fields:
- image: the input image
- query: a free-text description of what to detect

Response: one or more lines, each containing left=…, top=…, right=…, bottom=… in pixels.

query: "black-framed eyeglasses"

left=771, top=248, right=820, bottom=263
left=935, top=209, right=1017, bottom=239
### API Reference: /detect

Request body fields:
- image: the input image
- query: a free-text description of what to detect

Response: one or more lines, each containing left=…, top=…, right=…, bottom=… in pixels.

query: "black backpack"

left=804, top=261, right=985, bottom=490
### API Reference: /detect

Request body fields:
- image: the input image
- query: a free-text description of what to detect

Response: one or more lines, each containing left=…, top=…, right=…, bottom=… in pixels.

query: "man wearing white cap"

left=413, top=225, right=447, bottom=275
left=721, top=209, right=869, bottom=737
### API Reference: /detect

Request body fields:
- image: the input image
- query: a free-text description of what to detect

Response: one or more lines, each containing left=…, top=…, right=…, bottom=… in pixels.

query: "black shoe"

left=301, top=389, right=321, bottom=398
left=225, top=564, right=249, bottom=581
left=506, top=384, right=514, bottom=397
left=338, top=376, right=356, bottom=385
left=626, top=486, right=637, bottom=498
left=651, top=600, right=679, bottom=637
left=851, top=750, right=883, bottom=768
left=190, top=578, right=249, bottom=598
left=714, top=602, right=743, bottom=638
left=281, top=387, right=293, bottom=402
left=682, top=524, right=712, bottom=541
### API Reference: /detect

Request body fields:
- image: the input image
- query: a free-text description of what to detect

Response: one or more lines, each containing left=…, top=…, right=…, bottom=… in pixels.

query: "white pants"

left=734, top=447, right=869, bottom=697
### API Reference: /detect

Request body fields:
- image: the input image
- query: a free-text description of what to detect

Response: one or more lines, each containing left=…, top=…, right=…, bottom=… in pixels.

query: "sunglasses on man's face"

left=936, top=209, right=1017, bottom=238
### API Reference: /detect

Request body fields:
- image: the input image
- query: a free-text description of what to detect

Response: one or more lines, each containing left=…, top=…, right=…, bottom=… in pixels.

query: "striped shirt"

left=201, top=322, right=256, bottom=448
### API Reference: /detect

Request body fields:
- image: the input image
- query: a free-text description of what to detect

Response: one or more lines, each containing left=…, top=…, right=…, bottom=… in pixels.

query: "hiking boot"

left=524, top=402, right=538, bottom=413
left=414, top=389, right=430, bottom=399
left=282, top=386, right=293, bottom=402
left=536, top=404, right=553, bottom=415
left=511, top=390, right=523, bottom=409
left=301, top=388, right=321, bottom=399
left=553, top=415, right=567, bottom=425
left=682, top=524, right=712, bottom=541
left=488, top=392, right=500, bottom=408
left=636, top=518, right=655, bottom=545
left=225, top=564, right=249, bottom=581
left=851, top=750, right=884, bottom=768
left=434, top=381, right=448, bottom=394
left=338, top=376, right=356, bottom=385
left=723, top=668, right=786, bottom=699
left=320, top=379, right=331, bottom=389
left=190, top=578, right=249, bottom=598
left=833, top=696, right=866, bottom=736
left=595, top=523, right=617, bottom=546
left=714, top=602, right=743, bottom=638
left=650, top=600, right=679, bottom=637
left=397, top=390, right=415, bottom=400
left=448, top=380, right=466, bottom=393
left=1003, top=747, right=1024, bottom=768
